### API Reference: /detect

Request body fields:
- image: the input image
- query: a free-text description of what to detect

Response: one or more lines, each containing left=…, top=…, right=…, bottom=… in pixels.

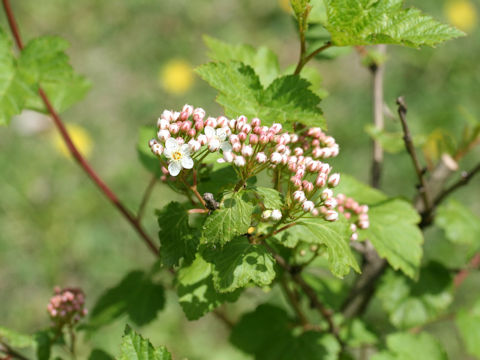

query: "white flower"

left=271, top=209, right=282, bottom=221
left=234, top=155, right=246, bottom=167
left=204, top=126, right=232, bottom=152
left=163, top=138, right=194, bottom=176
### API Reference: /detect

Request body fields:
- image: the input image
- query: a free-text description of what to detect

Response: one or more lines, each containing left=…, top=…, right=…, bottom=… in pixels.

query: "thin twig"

left=433, top=163, right=480, bottom=208
left=2, top=0, right=159, bottom=256
left=294, top=42, right=332, bottom=75
left=212, top=308, right=234, bottom=329
left=370, top=45, right=387, bottom=189
left=397, top=97, right=431, bottom=212
left=137, top=175, right=157, bottom=221
left=454, top=253, right=480, bottom=288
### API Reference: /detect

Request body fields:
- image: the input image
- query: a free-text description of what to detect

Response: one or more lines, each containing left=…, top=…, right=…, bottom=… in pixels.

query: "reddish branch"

left=2, top=0, right=159, bottom=256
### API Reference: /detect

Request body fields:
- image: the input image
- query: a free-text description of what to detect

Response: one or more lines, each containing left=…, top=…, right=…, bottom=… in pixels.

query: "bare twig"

left=212, top=308, right=234, bottom=329
left=2, top=0, right=159, bottom=256
left=433, top=163, right=480, bottom=208
left=294, top=42, right=332, bottom=75
left=370, top=45, right=387, bottom=189
left=397, top=97, right=432, bottom=212
left=454, top=253, right=480, bottom=288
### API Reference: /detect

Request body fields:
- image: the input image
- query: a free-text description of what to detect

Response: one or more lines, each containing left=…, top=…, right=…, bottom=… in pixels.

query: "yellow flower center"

left=172, top=151, right=183, bottom=161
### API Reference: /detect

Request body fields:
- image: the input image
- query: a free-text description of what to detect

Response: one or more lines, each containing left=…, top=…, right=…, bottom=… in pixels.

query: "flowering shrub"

left=2, top=1, right=480, bottom=360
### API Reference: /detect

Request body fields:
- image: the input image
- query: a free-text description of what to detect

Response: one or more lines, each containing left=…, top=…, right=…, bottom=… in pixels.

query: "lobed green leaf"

left=120, top=326, right=171, bottom=360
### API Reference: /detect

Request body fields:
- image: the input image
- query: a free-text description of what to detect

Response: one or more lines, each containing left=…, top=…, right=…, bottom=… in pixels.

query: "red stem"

left=2, top=0, right=159, bottom=256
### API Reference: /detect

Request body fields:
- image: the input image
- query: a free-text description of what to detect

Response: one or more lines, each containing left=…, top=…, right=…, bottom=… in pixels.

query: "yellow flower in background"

left=445, top=0, right=477, bottom=32
left=52, top=124, right=93, bottom=159
left=279, top=0, right=292, bottom=13
left=159, top=59, right=194, bottom=95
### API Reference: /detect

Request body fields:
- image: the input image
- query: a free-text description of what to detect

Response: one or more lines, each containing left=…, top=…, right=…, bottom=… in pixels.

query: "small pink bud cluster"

left=290, top=127, right=340, bottom=160
left=335, top=194, right=370, bottom=240
left=47, top=287, right=87, bottom=327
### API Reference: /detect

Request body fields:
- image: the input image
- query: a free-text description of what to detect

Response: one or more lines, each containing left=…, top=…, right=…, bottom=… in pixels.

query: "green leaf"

left=0, top=327, right=34, bottom=348
left=456, top=299, right=480, bottom=358
left=137, top=126, right=162, bottom=177
left=197, top=166, right=239, bottom=197
left=249, top=186, right=284, bottom=209
left=19, top=36, right=91, bottom=113
left=363, top=198, right=423, bottom=278
left=324, top=0, right=465, bottom=47
left=335, top=174, right=423, bottom=278
left=203, top=35, right=280, bottom=87
left=88, top=270, right=165, bottom=330
left=88, top=349, right=115, bottom=360
left=34, top=331, right=52, bottom=360
left=341, top=319, right=378, bottom=348
left=195, top=61, right=325, bottom=130
left=365, top=124, right=425, bottom=154
left=201, top=191, right=254, bottom=246
left=202, top=236, right=276, bottom=293
left=177, top=254, right=241, bottom=320
left=0, top=30, right=35, bottom=126
left=371, top=332, right=447, bottom=360
left=436, top=199, right=480, bottom=246
left=377, top=263, right=453, bottom=329
left=230, top=304, right=341, bottom=360
left=157, top=201, right=199, bottom=267
left=120, top=326, right=172, bottom=360
left=290, top=217, right=360, bottom=278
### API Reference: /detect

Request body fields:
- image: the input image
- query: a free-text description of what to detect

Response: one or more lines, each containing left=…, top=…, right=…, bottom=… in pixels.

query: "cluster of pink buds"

left=335, top=194, right=370, bottom=240
left=47, top=287, right=87, bottom=328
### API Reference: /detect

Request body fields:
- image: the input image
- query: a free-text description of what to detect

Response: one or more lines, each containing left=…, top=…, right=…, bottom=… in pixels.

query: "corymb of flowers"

left=149, top=104, right=369, bottom=237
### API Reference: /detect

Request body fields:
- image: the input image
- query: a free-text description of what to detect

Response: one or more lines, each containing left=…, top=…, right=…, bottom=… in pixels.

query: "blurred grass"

left=0, top=0, right=479, bottom=359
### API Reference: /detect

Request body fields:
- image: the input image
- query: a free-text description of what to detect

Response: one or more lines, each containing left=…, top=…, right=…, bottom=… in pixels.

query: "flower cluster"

left=148, top=105, right=368, bottom=225
left=47, top=287, right=87, bottom=328
left=336, top=194, right=370, bottom=240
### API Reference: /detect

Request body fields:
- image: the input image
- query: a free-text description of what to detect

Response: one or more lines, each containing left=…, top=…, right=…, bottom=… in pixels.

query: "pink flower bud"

left=157, top=129, right=170, bottom=141
left=229, top=119, right=237, bottom=130
left=259, top=135, right=269, bottom=144
left=293, top=190, right=306, bottom=203
left=180, top=121, right=192, bottom=132
left=249, top=134, right=259, bottom=144
left=182, top=104, right=194, bottom=117
left=188, top=129, right=196, bottom=137
left=217, top=116, right=228, bottom=128
left=324, top=198, right=338, bottom=209
left=195, top=121, right=204, bottom=131
left=193, top=108, right=206, bottom=122
left=169, top=123, right=179, bottom=135
left=324, top=136, right=336, bottom=147
left=321, top=189, right=333, bottom=200
left=208, top=139, right=221, bottom=152
left=205, top=117, right=217, bottom=128
left=270, top=152, right=282, bottom=164
left=350, top=224, right=357, bottom=232
left=158, top=118, right=169, bottom=130
left=316, top=174, right=327, bottom=187
left=312, top=208, right=319, bottom=216
left=350, top=233, right=359, bottom=241
left=241, top=123, right=252, bottom=133
left=302, top=181, right=314, bottom=193
left=238, top=132, right=247, bottom=142
left=188, top=139, right=201, bottom=152
left=294, top=147, right=304, bottom=156
left=253, top=126, right=262, bottom=134
left=271, top=123, right=282, bottom=134
left=290, top=176, right=302, bottom=188
left=223, top=151, right=234, bottom=163
left=149, top=138, right=158, bottom=147
left=325, top=210, right=338, bottom=222
left=232, top=142, right=242, bottom=152
left=302, top=201, right=315, bottom=212
left=242, top=144, right=253, bottom=157
left=251, top=118, right=261, bottom=127
left=197, top=134, right=208, bottom=145
left=234, top=155, right=246, bottom=167
left=328, top=173, right=340, bottom=187
left=151, top=143, right=163, bottom=156
left=276, top=144, right=286, bottom=153
left=359, top=205, right=369, bottom=213
left=358, top=220, right=369, bottom=229
left=256, top=152, right=267, bottom=163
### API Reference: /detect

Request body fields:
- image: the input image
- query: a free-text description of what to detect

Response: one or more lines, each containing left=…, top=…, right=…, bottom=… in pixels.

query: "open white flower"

left=204, top=126, right=232, bottom=152
left=163, top=138, right=194, bottom=176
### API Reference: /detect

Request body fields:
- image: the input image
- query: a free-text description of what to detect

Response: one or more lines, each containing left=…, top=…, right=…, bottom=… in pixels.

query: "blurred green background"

left=0, top=0, right=479, bottom=359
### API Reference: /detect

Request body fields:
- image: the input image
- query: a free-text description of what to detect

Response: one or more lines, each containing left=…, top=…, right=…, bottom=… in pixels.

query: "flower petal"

left=180, top=144, right=191, bottom=157
left=181, top=156, right=194, bottom=169
left=168, top=161, right=182, bottom=176
left=216, top=128, right=227, bottom=141
left=220, top=141, right=232, bottom=153
left=165, top=137, right=178, bottom=152
left=204, top=126, right=215, bottom=138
